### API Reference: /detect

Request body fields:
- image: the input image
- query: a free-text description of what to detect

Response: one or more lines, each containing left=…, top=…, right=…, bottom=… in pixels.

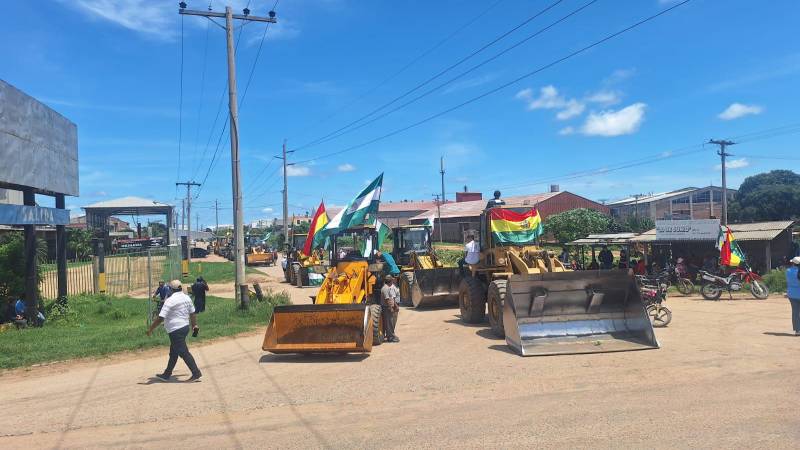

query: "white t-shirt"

left=465, top=240, right=481, bottom=265
left=159, top=291, right=196, bottom=333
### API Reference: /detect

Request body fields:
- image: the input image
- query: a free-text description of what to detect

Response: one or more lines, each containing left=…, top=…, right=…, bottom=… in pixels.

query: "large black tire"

left=701, top=283, right=722, bottom=300
left=459, top=276, right=486, bottom=324
left=283, top=261, right=291, bottom=283
left=294, top=264, right=304, bottom=288
left=399, top=272, right=415, bottom=306
left=288, top=263, right=298, bottom=286
left=750, top=280, right=769, bottom=299
left=487, top=280, right=507, bottom=337
left=369, top=304, right=382, bottom=346
left=676, top=278, right=694, bottom=296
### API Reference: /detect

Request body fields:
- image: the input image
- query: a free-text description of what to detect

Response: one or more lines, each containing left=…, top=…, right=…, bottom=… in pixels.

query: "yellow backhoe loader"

left=283, top=233, right=307, bottom=285
left=458, top=207, right=659, bottom=356
left=245, top=246, right=276, bottom=266
left=263, top=226, right=384, bottom=354
left=392, top=225, right=460, bottom=308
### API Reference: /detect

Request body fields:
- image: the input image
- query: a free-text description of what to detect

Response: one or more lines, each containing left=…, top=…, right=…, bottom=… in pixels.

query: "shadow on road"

left=488, top=344, right=516, bottom=355
left=443, top=318, right=484, bottom=327
left=476, top=329, right=503, bottom=341
left=259, top=353, right=369, bottom=364
left=763, top=332, right=798, bottom=337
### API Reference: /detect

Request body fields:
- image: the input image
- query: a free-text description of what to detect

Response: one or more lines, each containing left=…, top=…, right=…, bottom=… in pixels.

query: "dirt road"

left=3, top=264, right=799, bottom=449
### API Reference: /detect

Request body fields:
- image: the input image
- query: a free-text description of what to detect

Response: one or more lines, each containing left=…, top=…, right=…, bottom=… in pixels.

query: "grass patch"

left=0, top=291, right=289, bottom=370
left=181, top=261, right=260, bottom=284
left=762, top=269, right=787, bottom=293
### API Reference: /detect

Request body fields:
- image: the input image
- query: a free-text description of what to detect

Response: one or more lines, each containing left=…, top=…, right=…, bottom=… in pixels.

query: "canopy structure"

left=84, top=196, right=174, bottom=243
left=567, top=233, right=638, bottom=246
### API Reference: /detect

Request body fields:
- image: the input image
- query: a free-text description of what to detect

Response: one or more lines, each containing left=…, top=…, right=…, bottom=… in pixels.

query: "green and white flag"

left=423, top=214, right=436, bottom=231
left=313, top=173, right=384, bottom=247
left=376, top=219, right=391, bottom=248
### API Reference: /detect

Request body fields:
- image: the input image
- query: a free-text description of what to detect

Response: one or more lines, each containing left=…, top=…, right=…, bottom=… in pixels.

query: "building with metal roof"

left=609, top=186, right=736, bottom=221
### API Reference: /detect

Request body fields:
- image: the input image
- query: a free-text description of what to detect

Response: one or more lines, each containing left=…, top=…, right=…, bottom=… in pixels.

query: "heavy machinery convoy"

left=392, top=225, right=461, bottom=308
left=263, top=225, right=384, bottom=354
left=457, top=207, right=658, bottom=356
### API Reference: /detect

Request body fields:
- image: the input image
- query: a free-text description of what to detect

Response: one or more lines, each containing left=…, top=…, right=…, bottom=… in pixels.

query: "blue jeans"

left=790, top=299, right=800, bottom=332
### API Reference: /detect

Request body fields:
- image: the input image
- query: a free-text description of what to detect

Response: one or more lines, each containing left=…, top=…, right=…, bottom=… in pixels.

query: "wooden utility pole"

left=709, top=139, right=735, bottom=225
left=214, top=199, right=219, bottom=236
left=275, top=139, right=294, bottom=250
left=433, top=194, right=443, bottom=243
left=179, top=3, right=277, bottom=308
left=176, top=181, right=201, bottom=263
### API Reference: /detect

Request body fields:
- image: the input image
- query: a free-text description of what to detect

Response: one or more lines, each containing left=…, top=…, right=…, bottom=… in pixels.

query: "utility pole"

left=275, top=139, right=294, bottom=249
left=181, top=199, right=186, bottom=232
left=433, top=194, right=443, bottom=243
left=709, top=139, right=735, bottom=225
left=440, top=156, right=446, bottom=205
left=214, top=199, right=219, bottom=237
left=179, top=3, right=277, bottom=308
left=630, top=193, right=644, bottom=221
left=177, top=181, right=201, bottom=263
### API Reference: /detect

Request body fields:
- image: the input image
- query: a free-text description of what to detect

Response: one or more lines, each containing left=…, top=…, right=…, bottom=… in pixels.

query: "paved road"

left=2, top=264, right=799, bottom=449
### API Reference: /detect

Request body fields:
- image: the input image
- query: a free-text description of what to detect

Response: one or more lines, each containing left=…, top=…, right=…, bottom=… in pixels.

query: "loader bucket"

left=504, top=271, right=659, bottom=356
left=409, top=268, right=461, bottom=308
left=262, top=304, right=373, bottom=354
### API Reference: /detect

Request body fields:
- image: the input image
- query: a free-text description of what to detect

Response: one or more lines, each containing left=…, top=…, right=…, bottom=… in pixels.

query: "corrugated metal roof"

left=608, top=188, right=698, bottom=206
left=379, top=200, right=446, bottom=212
left=568, top=233, right=638, bottom=245
left=631, top=221, right=794, bottom=242
left=409, top=192, right=560, bottom=221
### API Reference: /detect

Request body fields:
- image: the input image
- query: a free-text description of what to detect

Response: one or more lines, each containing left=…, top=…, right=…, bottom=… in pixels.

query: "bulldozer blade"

left=504, top=271, right=659, bottom=356
left=262, top=304, right=373, bottom=354
left=410, top=268, right=461, bottom=308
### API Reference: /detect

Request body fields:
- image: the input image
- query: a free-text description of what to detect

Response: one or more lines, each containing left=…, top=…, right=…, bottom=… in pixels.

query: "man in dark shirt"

left=191, top=277, right=209, bottom=313
left=598, top=245, right=614, bottom=270
left=485, top=190, right=506, bottom=209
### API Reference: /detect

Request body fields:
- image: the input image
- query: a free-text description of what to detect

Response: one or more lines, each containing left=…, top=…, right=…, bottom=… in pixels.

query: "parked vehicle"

left=699, top=265, right=769, bottom=300
left=191, top=247, right=209, bottom=258
left=636, top=276, right=672, bottom=327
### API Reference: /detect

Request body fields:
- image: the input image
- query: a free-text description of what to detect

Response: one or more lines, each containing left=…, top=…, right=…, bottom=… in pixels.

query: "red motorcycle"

left=699, top=264, right=769, bottom=300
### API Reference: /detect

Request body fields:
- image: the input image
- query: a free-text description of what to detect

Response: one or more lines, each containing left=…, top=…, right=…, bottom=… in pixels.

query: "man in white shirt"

left=461, top=233, right=481, bottom=276
left=146, top=279, right=202, bottom=382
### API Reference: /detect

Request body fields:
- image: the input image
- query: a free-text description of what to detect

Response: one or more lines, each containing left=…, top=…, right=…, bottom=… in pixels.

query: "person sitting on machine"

left=485, top=190, right=506, bottom=209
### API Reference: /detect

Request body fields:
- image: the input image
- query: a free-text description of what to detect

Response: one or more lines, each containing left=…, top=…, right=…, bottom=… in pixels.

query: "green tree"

left=67, top=228, right=94, bottom=259
left=293, top=222, right=311, bottom=234
left=545, top=208, right=612, bottom=244
left=729, top=170, right=800, bottom=222
left=611, top=216, right=655, bottom=233
left=0, top=232, right=43, bottom=300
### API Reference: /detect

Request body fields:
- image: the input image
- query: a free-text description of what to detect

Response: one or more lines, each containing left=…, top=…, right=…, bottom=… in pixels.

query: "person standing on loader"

left=459, top=233, right=481, bottom=276
left=146, top=280, right=202, bottom=382
left=485, top=190, right=505, bottom=209
left=381, top=275, right=400, bottom=343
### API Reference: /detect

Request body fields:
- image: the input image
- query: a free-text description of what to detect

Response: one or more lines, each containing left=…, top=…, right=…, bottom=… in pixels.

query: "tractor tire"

left=288, top=263, right=298, bottom=286
left=283, top=263, right=291, bottom=283
left=399, top=272, right=415, bottom=306
left=294, top=264, right=304, bottom=288
left=459, top=276, right=486, bottom=324
left=369, top=304, right=383, bottom=346
left=487, top=280, right=507, bottom=338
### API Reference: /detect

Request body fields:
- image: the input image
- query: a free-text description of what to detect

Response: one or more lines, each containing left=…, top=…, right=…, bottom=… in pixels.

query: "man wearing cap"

left=785, top=256, right=800, bottom=336
left=146, top=280, right=202, bottom=381
left=380, top=275, right=400, bottom=343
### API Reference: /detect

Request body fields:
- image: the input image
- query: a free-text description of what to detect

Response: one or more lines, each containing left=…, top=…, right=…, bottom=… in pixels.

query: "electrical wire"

left=292, top=0, right=692, bottom=166
left=287, top=0, right=507, bottom=142
left=290, top=0, right=568, bottom=153
left=298, top=0, right=600, bottom=150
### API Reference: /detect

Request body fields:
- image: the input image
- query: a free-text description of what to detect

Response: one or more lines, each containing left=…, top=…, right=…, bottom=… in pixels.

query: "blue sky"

left=2, top=0, right=799, bottom=228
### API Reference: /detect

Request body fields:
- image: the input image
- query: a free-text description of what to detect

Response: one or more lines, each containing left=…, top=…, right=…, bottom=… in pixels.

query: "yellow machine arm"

left=315, top=260, right=375, bottom=304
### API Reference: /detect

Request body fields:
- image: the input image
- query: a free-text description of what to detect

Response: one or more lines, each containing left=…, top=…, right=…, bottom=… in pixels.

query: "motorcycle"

left=636, top=276, right=672, bottom=327
left=639, top=265, right=693, bottom=296
left=699, top=265, right=769, bottom=300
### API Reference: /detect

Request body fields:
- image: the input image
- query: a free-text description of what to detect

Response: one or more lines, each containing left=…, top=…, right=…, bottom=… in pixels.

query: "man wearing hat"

left=786, top=256, right=800, bottom=336
left=146, top=280, right=202, bottom=381
left=380, top=274, right=400, bottom=343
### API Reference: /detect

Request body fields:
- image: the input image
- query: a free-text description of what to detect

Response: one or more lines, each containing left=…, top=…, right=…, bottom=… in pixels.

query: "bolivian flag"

left=302, top=201, right=329, bottom=256
left=489, top=208, right=543, bottom=244
left=717, top=226, right=745, bottom=267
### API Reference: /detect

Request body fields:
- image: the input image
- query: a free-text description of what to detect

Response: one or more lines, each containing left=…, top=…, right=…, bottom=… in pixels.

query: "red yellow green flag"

left=489, top=208, right=543, bottom=244
left=303, top=201, right=329, bottom=256
left=717, top=226, right=744, bottom=267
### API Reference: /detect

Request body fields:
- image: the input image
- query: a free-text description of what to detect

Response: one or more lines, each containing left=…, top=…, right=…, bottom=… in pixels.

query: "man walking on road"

left=786, top=256, right=800, bottom=336
left=191, top=277, right=209, bottom=313
left=146, top=280, right=202, bottom=382
left=381, top=275, right=400, bottom=343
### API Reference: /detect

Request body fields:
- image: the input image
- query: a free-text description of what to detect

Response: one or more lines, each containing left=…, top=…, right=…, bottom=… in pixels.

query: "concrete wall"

left=0, top=80, right=79, bottom=196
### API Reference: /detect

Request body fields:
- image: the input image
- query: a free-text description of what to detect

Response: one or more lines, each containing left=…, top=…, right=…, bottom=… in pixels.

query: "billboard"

left=0, top=80, right=78, bottom=196
left=655, top=219, right=720, bottom=241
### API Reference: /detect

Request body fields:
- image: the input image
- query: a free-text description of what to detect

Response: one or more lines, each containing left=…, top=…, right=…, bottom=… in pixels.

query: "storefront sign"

left=655, top=219, right=720, bottom=241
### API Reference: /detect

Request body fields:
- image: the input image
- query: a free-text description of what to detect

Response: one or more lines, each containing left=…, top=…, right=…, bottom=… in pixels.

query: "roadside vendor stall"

left=566, top=233, right=637, bottom=269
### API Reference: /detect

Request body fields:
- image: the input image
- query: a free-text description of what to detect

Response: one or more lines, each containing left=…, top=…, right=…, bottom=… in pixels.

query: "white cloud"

left=556, top=100, right=585, bottom=120
left=580, top=103, right=647, bottom=137
left=285, top=165, right=310, bottom=176
left=603, top=68, right=636, bottom=84
left=715, top=158, right=750, bottom=170
left=64, top=0, right=174, bottom=40
left=337, top=163, right=356, bottom=172
left=586, top=90, right=621, bottom=106
left=262, top=207, right=274, bottom=213
left=718, top=103, right=763, bottom=120
left=516, top=85, right=586, bottom=120
left=558, top=126, right=575, bottom=136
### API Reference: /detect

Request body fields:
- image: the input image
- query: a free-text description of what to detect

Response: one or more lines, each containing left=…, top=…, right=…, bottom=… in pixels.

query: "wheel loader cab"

left=391, top=225, right=433, bottom=267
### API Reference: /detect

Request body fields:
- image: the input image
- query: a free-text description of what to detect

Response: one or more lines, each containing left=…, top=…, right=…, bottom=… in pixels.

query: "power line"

left=298, top=0, right=599, bottom=151
left=292, top=0, right=692, bottom=166
left=287, top=0, right=506, bottom=142
left=290, top=0, right=567, bottom=153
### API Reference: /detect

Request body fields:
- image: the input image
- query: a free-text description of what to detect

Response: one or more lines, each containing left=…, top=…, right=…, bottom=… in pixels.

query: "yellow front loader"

left=263, top=226, right=384, bottom=354
left=393, top=225, right=460, bottom=308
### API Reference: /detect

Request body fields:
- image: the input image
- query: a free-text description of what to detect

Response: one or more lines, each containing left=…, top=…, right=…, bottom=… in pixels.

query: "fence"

left=39, top=245, right=182, bottom=300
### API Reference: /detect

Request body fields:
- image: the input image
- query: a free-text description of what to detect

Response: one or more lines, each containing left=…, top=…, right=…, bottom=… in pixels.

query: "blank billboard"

left=0, top=79, right=78, bottom=196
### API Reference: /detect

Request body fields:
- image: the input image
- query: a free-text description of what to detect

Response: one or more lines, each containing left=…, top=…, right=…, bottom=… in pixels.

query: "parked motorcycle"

left=636, top=276, right=672, bottom=327
left=639, top=265, right=693, bottom=295
left=699, top=265, right=769, bottom=300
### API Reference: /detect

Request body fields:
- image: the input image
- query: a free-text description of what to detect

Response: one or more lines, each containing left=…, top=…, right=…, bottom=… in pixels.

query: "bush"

left=434, top=248, right=462, bottom=267
left=762, top=269, right=787, bottom=293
